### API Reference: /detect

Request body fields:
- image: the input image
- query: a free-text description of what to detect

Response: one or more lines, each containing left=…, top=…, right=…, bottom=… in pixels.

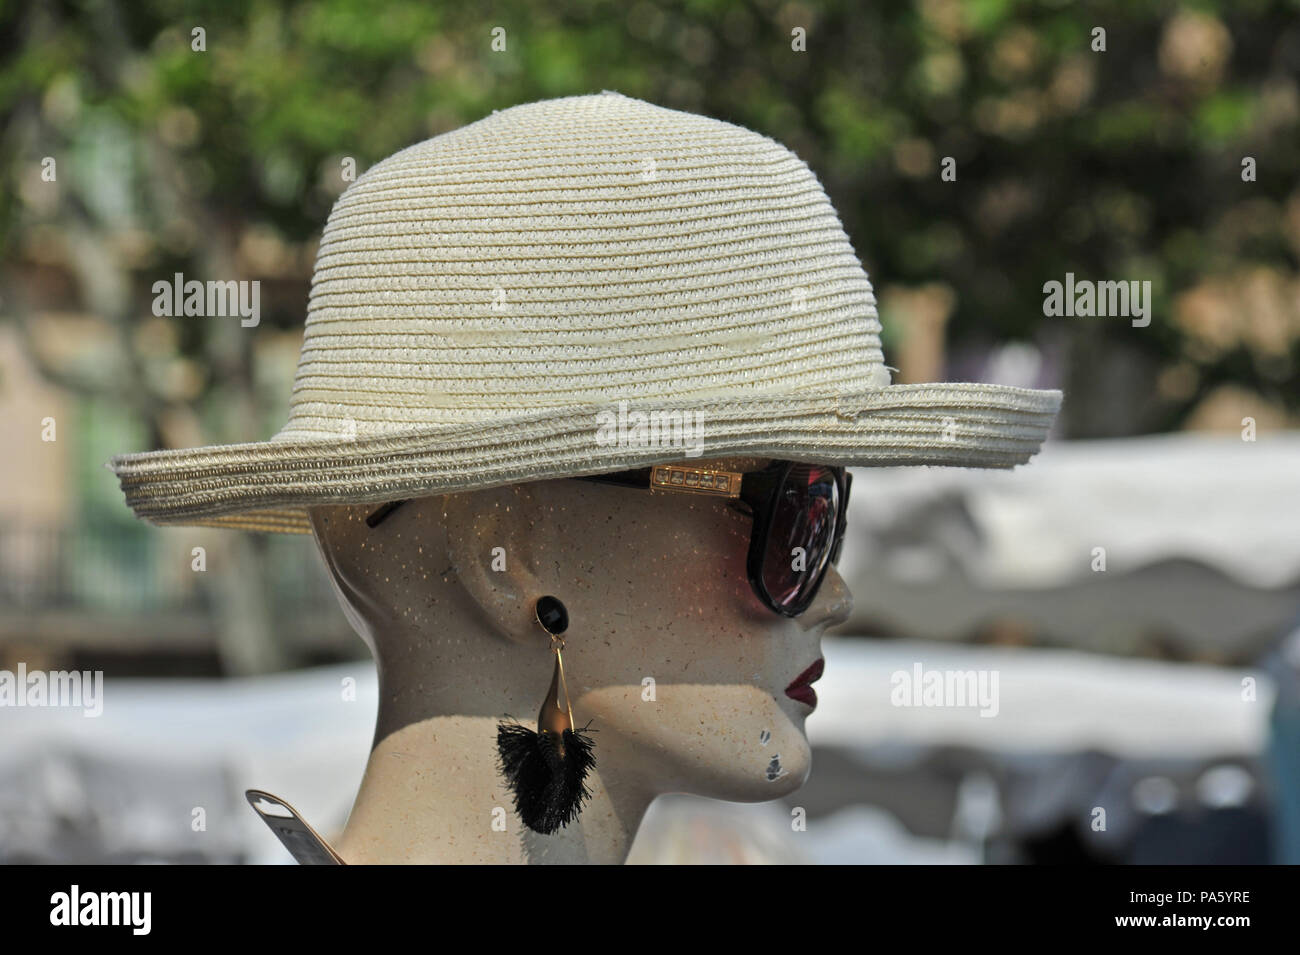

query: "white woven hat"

left=112, top=92, right=1061, bottom=534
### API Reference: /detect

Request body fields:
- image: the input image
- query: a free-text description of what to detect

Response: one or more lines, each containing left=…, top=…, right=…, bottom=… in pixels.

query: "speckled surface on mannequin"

left=308, top=458, right=852, bottom=864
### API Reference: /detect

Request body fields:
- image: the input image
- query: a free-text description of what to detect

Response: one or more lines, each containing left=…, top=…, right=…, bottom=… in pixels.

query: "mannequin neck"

left=337, top=711, right=650, bottom=864
left=333, top=581, right=654, bottom=864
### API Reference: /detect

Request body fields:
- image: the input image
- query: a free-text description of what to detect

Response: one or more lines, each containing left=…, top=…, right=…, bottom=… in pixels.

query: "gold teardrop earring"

left=496, top=596, right=596, bottom=834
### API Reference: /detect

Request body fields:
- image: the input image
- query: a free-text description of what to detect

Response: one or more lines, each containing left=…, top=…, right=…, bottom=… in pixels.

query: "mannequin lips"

left=784, top=658, right=824, bottom=708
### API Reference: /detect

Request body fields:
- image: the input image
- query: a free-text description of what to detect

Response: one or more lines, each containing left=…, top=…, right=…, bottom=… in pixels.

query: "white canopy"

left=841, top=433, right=1300, bottom=590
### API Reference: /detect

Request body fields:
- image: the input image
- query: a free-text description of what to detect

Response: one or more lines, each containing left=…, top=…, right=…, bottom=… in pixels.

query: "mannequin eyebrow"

left=365, top=500, right=408, bottom=528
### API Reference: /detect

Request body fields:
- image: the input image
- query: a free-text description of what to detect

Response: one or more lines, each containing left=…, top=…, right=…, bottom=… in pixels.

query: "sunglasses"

left=577, top=461, right=851, bottom=617
left=367, top=461, right=851, bottom=618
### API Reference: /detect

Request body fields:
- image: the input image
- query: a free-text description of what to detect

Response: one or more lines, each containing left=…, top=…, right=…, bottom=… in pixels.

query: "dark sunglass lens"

left=761, top=465, right=839, bottom=613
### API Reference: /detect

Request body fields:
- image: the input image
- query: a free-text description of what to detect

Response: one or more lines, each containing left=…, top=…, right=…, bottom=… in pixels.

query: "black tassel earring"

left=496, top=595, right=596, bottom=834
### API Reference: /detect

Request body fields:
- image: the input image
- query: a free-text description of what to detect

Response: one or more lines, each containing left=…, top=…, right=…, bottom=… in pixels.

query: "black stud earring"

left=496, top=596, right=596, bottom=834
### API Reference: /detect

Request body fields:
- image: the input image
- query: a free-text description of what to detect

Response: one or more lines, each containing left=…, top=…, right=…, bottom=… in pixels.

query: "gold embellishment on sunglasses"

left=649, top=465, right=743, bottom=498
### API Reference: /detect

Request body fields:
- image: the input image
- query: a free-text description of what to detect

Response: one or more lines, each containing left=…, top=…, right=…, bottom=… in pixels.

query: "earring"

left=496, top=596, right=596, bottom=834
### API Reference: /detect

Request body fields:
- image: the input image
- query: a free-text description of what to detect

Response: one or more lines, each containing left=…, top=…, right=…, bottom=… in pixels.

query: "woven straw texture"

left=111, top=92, right=1061, bottom=534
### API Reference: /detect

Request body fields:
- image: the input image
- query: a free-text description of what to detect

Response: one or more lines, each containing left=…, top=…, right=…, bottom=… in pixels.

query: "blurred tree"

left=5, top=0, right=1298, bottom=436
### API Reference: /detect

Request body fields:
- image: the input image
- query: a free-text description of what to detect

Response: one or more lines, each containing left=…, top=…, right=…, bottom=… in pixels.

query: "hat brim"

left=109, top=382, right=1061, bottom=534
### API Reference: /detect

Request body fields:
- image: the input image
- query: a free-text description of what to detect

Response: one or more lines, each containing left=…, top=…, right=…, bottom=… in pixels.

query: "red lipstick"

left=785, top=658, right=824, bottom=708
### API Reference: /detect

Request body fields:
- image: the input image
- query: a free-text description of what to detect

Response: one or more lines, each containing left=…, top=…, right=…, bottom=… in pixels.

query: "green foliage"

left=3, top=0, right=1298, bottom=442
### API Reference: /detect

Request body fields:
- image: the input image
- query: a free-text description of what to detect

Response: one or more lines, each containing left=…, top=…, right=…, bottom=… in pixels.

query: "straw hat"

left=111, top=92, right=1061, bottom=534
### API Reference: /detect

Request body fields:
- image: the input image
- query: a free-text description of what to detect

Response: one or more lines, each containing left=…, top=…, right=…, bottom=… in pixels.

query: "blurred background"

left=2, top=0, right=1299, bottom=863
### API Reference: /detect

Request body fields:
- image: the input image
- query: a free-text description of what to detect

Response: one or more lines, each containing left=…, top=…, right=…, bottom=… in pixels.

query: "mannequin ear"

left=443, top=482, right=549, bottom=646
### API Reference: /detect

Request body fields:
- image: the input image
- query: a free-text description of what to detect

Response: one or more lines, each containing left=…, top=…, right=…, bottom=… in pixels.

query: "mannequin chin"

left=308, top=457, right=852, bottom=863
left=581, top=683, right=815, bottom=801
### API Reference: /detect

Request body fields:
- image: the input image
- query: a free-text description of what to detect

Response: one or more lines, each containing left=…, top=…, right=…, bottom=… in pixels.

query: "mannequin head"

left=308, top=457, right=852, bottom=860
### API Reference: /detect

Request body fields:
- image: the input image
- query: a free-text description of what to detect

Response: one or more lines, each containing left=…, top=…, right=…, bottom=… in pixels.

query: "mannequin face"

left=309, top=457, right=853, bottom=808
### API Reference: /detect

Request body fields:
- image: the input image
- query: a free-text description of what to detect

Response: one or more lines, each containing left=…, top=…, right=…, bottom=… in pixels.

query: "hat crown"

left=281, top=93, right=885, bottom=441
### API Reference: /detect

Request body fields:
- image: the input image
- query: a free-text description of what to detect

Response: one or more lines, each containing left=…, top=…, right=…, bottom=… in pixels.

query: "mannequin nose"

left=799, top=566, right=853, bottom=631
